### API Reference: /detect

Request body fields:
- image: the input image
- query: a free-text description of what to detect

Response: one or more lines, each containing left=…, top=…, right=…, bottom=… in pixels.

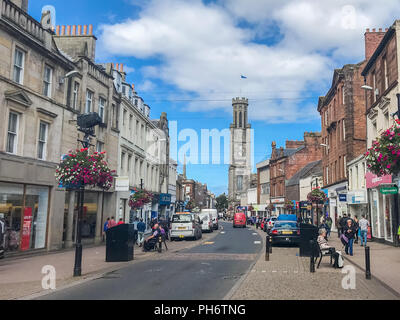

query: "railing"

left=1, top=0, right=45, bottom=43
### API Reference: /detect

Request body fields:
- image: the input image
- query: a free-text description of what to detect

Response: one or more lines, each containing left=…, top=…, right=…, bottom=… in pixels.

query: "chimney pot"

left=83, top=25, right=88, bottom=35
left=66, top=25, right=71, bottom=36
left=77, top=25, right=82, bottom=35
left=379, top=28, right=382, bottom=32
left=61, top=25, right=66, bottom=36
left=120, top=63, right=124, bottom=72
left=89, top=24, right=93, bottom=35
left=72, top=25, right=76, bottom=36
left=372, top=28, right=376, bottom=32
left=366, top=28, right=370, bottom=32
left=56, top=25, right=60, bottom=36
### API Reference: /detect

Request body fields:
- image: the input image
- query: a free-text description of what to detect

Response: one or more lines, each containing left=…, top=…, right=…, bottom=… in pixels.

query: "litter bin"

left=105, top=224, right=137, bottom=262
left=299, top=223, right=318, bottom=257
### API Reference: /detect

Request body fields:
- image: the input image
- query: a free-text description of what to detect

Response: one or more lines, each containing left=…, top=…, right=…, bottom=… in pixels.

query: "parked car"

left=198, top=212, right=213, bottom=233
left=270, top=220, right=300, bottom=245
left=170, top=212, right=202, bottom=241
left=265, top=217, right=278, bottom=233
left=233, top=212, right=246, bottom=228
left=277, top=214, right=297, bottom=222
left=201, top=209, right=219, bottom=230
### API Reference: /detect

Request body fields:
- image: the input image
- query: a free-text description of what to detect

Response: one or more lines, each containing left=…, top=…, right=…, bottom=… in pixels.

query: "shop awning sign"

left=380, top=186, right=398, bottom=195
left=339, top=194, right=347, bottom=202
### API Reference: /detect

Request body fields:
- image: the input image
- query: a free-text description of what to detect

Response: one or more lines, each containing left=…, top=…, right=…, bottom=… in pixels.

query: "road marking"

left=220, top=231, right=225, bottom=234
left=252, top=233, right=258, bottom=235
left=203, top=241, right=214, bottom=245
left=254, top=241, right=261, bottom=244
left=262, top=270, right=266, bottom=273
left=272, top=270, right=277, bottom=273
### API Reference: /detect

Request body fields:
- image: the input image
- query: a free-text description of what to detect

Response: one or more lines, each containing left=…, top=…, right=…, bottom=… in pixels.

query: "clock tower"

left=228, top=97, right=252, bottom=208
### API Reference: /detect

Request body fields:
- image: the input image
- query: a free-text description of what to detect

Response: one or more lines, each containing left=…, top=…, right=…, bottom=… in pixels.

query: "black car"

left=270, top=221, right=300, bottom=245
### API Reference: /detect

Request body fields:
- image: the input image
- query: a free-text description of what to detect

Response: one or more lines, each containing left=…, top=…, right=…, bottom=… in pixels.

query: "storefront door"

left=383, top=195, right=393, bottom=242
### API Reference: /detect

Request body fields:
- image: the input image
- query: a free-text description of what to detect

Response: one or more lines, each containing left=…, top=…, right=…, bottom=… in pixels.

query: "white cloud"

left=98, top=0, right=400, bottom=122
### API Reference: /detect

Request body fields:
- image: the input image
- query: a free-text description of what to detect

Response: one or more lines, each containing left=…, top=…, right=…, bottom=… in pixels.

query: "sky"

left=29, top=0, right=400, bottom=196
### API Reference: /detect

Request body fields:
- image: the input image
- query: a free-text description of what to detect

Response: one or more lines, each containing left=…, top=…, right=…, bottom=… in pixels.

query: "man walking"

left=339, top=214, right=347, bottom=237
left=103, top=217, right=110, bottom=242
left=137, top=219, right=146, bottom=247
left=358, top=214, right=369, bottom=247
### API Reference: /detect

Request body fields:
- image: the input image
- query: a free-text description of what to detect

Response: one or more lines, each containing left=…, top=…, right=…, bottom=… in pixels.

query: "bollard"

left=269, top=236, right=272, bottom=254
left=365, top=246, right=371, bottom=279
left=265, top=235, right=270, bottom=261
left=309, top=239, right=315, bottom=273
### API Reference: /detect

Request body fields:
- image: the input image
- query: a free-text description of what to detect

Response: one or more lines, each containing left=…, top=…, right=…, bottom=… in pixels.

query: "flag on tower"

left=240, top=75, right=247, bottom=79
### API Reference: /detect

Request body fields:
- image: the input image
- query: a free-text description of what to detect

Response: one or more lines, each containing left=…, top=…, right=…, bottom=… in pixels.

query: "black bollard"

left=365, top=246, right=371, bottom=279
left=310, top=239, right=315, bottom=273
left=265, top=235, right=270, bottom=261
left=269, top=236, right=272, bottom=254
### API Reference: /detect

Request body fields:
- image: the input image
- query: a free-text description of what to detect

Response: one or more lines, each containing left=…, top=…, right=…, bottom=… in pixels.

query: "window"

left=383, top=57, right=388, bottom=91
left=121, top=152, right=125, bottom=170
left=129, top=114, right=133, bottom=136
left=123, top=109, right=127, bottom=126
left=128, top=154, right=132, bottom=172
left=384, top=111, right=390, bottom=129
left=344, top=156, right=347, bottom=178
left=326, top=167, right=329, bottom=185
left=37, top=121, right=48, bottom=160
left=343, top=120, right=346, bottom=141
left=239, top=112, right=242, bottom=128
left=96, top=141, right=103, bottom=153
left=43, top=65, right=52, bottom=97
left=7, top=112, right=19, bottom=154
left=372, top=121, right=377, bottom=137
left=13, top=48, right=25, bottom=84
left=237, top=176, right=243, bottom=191
left=72, top=82, right=80, bottom=109
left=99, top=98, right=106, bottom=122
left=85, top=90, right=93, bottom=113
left=372, top=72, right=377, bottom=102
left=342, top=85, right=345, bottom=105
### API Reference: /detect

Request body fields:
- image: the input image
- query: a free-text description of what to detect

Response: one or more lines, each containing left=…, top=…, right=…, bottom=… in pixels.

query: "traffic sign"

left=380, top=186, right=398, bottom=195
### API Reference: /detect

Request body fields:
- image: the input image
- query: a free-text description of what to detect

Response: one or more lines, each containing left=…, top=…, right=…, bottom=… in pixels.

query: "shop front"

left=366, top=172, right=396, bottom=243
left=0, top=181, right=50, bottom=253
left=271, top=198, right=284, bottom=216
left=326, top=182, right=347, bottom=231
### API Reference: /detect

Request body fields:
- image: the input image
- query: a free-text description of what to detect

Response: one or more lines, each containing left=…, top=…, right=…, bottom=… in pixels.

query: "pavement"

left=228, top=226, right=400, bottom=300
left=328, top=232, right=400, bottom=296
left=0, top=227, right=223, bottom=300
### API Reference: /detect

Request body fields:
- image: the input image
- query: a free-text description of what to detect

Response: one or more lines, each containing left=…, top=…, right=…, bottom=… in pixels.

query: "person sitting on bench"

left=317, top=228, right=341, bottom=268
left=143, top=223, right=161, bottom=252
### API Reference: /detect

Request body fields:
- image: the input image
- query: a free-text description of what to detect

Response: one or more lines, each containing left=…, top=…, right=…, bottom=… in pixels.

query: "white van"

left=200, top=209, right=218, bottom=230
left=170, top=212, right=202, bottom=241
left=198, top=212, right=213, bottom=233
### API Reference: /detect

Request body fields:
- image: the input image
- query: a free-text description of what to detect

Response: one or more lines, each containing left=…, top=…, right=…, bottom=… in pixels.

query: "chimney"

left=365, top=28, right=387, bottom=61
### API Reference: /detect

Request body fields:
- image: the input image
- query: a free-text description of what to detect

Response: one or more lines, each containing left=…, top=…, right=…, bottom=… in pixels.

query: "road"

left=38, top=221, right=262, bottom=300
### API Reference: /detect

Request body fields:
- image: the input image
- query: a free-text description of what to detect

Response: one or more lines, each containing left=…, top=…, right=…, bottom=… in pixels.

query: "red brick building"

left=317, top=29, right=386, bottom=230
left=269, top=132, right=322, bottom=215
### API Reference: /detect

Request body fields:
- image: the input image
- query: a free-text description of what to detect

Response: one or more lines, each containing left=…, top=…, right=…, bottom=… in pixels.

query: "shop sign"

left=115, top=177, right=130, bottom=192
left=159, top=193, right=171, bottom=205
left=20, top=207, right=32, bottom=251
left=366, top=172, right=392, bottom=189
left=339, top=194, right=347, bottom=202
left=271, top=198, right=284, bottom=204
left=380, top=186, right=398, bottom=195
left=348, top=191, right=367, bottom=204
left=329, top=198, right=337, bottom=206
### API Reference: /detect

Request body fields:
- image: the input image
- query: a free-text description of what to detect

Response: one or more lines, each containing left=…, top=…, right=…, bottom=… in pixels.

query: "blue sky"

left=30, top=0, right=400, bottom=196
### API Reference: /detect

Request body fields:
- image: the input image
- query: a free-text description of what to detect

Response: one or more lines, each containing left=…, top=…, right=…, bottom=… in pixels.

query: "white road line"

left=272, top=270, right=277, bottom=273
left=262, top=270, right=266, bottom=273
left=254, top=241, right=261, bottom=244
left=220, top=231, right=225, bottom=234
left=252, top=233, right=258, bottom=235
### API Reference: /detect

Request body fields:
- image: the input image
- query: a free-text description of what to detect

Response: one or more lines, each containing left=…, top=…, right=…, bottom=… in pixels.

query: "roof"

left=285, top=160, right=322, bottom=187
left=285, top=146, right=305, bottom=157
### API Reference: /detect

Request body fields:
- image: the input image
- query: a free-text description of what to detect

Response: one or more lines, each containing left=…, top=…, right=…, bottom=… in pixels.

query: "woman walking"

left=343, top=219, right=356, bottom=256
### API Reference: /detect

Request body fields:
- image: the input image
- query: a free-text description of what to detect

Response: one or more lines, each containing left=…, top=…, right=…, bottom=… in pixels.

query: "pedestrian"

left=326, top=216, right=332, bottom=238
left=339, top=214, right=347, bottom=237
left=108, top=216, right=117, bottom=229
left=137, top=218, right=146, bottom=247
left=255, top=216, right=260, bottom=229
left=343, top=219, right=356, bottom=256
left=117, top=218, right=124, bottom=225
left=358, top=214, right=369, bottom=247
left=353, top=216, right=359, bottom=244
left=103, top=217, right=110, bottom=241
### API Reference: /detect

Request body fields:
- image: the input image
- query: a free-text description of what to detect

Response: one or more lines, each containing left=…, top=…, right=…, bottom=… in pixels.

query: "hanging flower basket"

left=307, top=189, right=327, bottom=204
left=284, top=200, right=294, bottom=211
left=248, top=205, right=254, bottom=211
left=129, top=189, right=154, bottom=210
left=55, top=148, right=115, bottom=190
left=365, top=119, right=400, bottom=176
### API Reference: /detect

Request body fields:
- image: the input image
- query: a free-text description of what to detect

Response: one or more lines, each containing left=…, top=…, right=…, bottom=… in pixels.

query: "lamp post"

left=73, top=112, right=102, bottom=277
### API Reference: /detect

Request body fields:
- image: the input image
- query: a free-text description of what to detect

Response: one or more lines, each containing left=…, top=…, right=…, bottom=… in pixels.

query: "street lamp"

left=73, top=112, right=102, bottom=277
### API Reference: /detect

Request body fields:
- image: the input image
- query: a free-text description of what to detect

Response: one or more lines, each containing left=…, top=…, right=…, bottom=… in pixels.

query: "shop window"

left=81, top=192, right=98, bottom=239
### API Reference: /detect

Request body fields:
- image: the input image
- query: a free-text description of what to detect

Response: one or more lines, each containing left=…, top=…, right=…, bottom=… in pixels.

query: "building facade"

left=362, top=22, right=400, bottom=245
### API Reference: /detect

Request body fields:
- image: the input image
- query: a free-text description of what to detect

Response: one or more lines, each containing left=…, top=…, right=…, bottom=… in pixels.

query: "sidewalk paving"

left=0, top=230, right=220, bottom=300
left=228, top=226, right=399, bottom=300
left=328, top=232, right=400, bottom=296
